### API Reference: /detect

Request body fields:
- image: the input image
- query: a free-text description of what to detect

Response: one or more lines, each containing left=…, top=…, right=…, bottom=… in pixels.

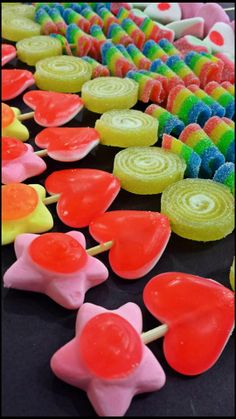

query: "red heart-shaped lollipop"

left=89, top=210, right=171, bottom=279
left=2, top=44, right=16, bottom=66
left=2, top=69, right=35, bottom=101
left=23, top=91, right=84, bottom=127
left=45, top=169, right=120, bottom=228
left=35, top=127, right=100, bottom=161
left=143, top=272, right=235, bottom=375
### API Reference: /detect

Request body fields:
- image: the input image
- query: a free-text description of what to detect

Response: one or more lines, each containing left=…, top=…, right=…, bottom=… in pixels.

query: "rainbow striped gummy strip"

left=82, top=56, right=110, bottom=78
left=184, top=51, right=222, bottom=87
left=205, top=82, right=235, bottom=119
left=107, top=23, right=133, bottom=46
left=204, top=116, right=235, bottom=163
left=158, top=39, right=182, bottom=58
left=35, top=8, right=58, bottom=35
left=221, top=82, right=235, bottom=97
left=188, top=84, right=225, bottom=118
left=213, top=162, right=235, bottom=194
left=63, top=8, right=90, bottom=33
left=121, top=18, right=145, bottom=50
left=126, top=44, right=151, bottom=70
left=166, top=55, right=200, bottom=87
left=101, top=41, right=135, bottom=77
left=126, top=70, right=164, bottom=103
left=66, top=23, right=92, bottom=57
left=145, top=104, right=185, bottom=138
left=150, top=59, right=184, bottom=91
left=142, top=40, right=168, bottom=62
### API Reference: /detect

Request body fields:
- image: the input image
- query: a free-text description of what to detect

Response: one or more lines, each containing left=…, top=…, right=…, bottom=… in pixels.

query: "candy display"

left=162, top=133, right=201, bottom=178
left=35, top=8, right=58, bottom=35
left=166, top=85, right=211, bottom=126
left=174, top=35, right=211, bottom=55
left=144, top=3, right=181, bottom=24
left=101, top=41, right=135, bottom=77
left=81, top=77, right=138, bottom=113
left=1, top=44, right=16, bottom=66
left=204, top=116, right=235, bottom=163
left=184, top=51, right=222, bottom=87
left=95, top=109, right=158, bottom=147
left=143, top=272, right=235, bottom=374
left=34, top=55, right=92, bottom=92
left=2, top=103, right=29, bottom=142
left=51, top=302, right=166, bottom=416
left=165, top=55, right=200, bottom=86
left=167, top=17, right=204, bottom=39
left=126, top=44, right=151, bottom=69
left=3, top=232, right=109, bottom=310
left=2, top=137, right=46, bottom=184
left=188, top=84, right=225, bottom=118
left=2, top=69, right=35, bottom=101
left=145, top=104, right=185, bottom=138
left=161, top=178, right=234, bottom=241
left=196, top=3, right=230, bottom=36
left=221, top=82, right=235, bottom=96
left=126, top=70, right=164, bottom=103
left=113, top=147, right=186, bottom=195
left=180, top=3, right=204, bottom=20
left=213, top=162, right=235, bottom=195
left=215, top=52, right=234, bottom=84
left=230, top=258, right=235, bottom=290
left=2, top=15, right=40, bottom=41
left=204, top=82, right=235, bottom=119
left=2, top=183, right=54, bottom=246
left=204, top=22, right=234, bottom=55
left=121, top=18, right=145, bottom=49
left=158, top=38, right=182, bottom=57
left=107, top=23, right=133, bottom=46
left=16, top=36, right=63, bottom=66
left=142, top=40, right=169, bottom=62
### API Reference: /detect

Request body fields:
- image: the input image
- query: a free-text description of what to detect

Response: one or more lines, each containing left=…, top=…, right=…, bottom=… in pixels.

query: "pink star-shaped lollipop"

left=3, top=231, right=108, bottom=309
left=51, top=302, right=166, bottom=416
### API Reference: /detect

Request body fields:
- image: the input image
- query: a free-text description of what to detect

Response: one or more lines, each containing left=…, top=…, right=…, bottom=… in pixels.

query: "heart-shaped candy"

left=35, top=127, right=100, bottom=161
left=1, top=44, right=16, bottom=66
left=143, top=272, right=235, bottom=375
left=45, top=169, right=120, bottom=228
left=23, top=91, right=84, bottom=127
left=89, top=210, right=171, bottom=279
left=2, top=69, right=35, bottom=101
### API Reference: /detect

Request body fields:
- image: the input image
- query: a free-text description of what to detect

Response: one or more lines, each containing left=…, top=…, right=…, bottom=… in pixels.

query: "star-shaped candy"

left=3, top=232, right=109, bottom=309
left=51, top=302, right=166, bottom=416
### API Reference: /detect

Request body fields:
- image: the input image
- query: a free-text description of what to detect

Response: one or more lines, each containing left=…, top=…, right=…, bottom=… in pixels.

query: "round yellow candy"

left=2, top=4, right=35, bottom=20
left=16, top=36, right=62, bottom=66
left=2, top=15, right=40, bottom=42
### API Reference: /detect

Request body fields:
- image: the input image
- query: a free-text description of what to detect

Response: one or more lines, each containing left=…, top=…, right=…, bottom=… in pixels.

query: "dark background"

left=2, top=3, right=235, bottom=417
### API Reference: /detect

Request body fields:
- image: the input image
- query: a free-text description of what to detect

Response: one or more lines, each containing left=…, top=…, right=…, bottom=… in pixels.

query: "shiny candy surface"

left=2, top=69, right=35, bottom=101
left=2, top=103, right=15, bottom=128
left=2, top=183, right=39, bottom=221
left=2, top=137, right=27, bottom=161
left=1, top=44, right=16, bottom=66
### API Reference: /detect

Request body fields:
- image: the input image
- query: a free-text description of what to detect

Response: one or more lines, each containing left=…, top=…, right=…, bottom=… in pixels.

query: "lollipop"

left=66, top=23, right=92, bottom=57
left=166, top=85, right=212, bottom=126
left=95, top=109, right=158, bottom=147
left=1, top=44, right=16, bottom=66
left=204, top=116, right=235, bottom=163
left=121, top=18, right=145, bottom=49
left=81, top=77, right=138, bottom=113
left=213, top=163, right=235, bottom=195
left=126, top=44, right=151, bottom=69
left=161, top=178, right=234, bottom=241
left=113, top=147, right=186, bottom=195
left=187, top=84, right=225, bottom=118
left=63, top=8, right=91, bottom=32
left=142, top=40, right=169, bottom=62
left=101, top=42, right=136, bottom=77
left=34, top=8, right=58, bottom=35
left=230, top=258, right=235, bottom=290
left=81, top=56, right=110, bottom=78
left=34, top=55, right=92, bottom=92
left=2, top=103, right=29, bottom=142
left=126, top=71, right=164, bottom=103
left=2, top=69, right=35, bottom=102
left=16, top=36, right=62, bottom=66
left=150, top=59, right=184, bottom=91
left=158, top=39, right=182, bottom=57
left=107, top=23, right=133, bottom=46
left=204, top=82, right=235, bottom=119
left=165, top=55, right=200, bottom=87
left=162, top=134, right=201, bottom=178
left=184, top=52, right=223, bottom=87
left=3, top=232, right=108, bottom=310
left=2, top=15, right=40, bottom=41
left=221, top=82, right=235, bottom=96
left=145, top=104, right=184, bottom=138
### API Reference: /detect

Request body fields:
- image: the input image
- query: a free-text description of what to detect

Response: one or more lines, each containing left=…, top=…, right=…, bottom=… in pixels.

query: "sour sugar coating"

left=145, top=104, right=185, bottom=138
left=63, top=8, right=90, bottom=32
left=35, top=8, right=57, bottom=35
left=96, top=6, right=119, bottom=34
left=204, top=116, right=235, bottom=163
left=50, top=34, right=72, bottom=56
left=47, top=7, right=67, bottom=35
left=165, top=55, right=200, bottom=87
left=222, top=117, right=235, bottom=130
left=121, top=18, right=145, bottom=49
left=142, top=40, right=169, bottom=62
left=184, top=51, right=223, bottom=88
left=116, top=44, right=135, bottom=64
left=107, top=23, right=133, bottom=46
left=158, top=39, right=182, bottom=58
left=82, top=56, right=110, bottom=78
left=95, top=109, right=158, bottom=148
left=138, top=70, right=169, bottom=100
left=90, top=24, right=107, bottom=42
left=109, top=3, right=132, bottom=16
left=162, top=133, right=201, bottom=178
left=204, top=82, right=235, bottom=119
left=2, top=15, right=41, bottom=42
left=179, top=123, right=225, bottom=178
left=80, top=6, right=103, bottom=27
left=221, top=82, right=235, bottom=97
left=16, top=36, right=63, bottom=66
left=213, top=162, right=235, bottom=195
left=199, top=52, right=224, bottom=82
left=140, top=17, right=165, bottom=43
left=66, top=24, right=92, bottom=57
left=214, top=53, right=234, bottom=84
left=188, top=84, right=225, bottom=118
left=101, top=42, right=135, bottom=77
left=126, top=44, right=151, bottom=70
left=150, top=59, right=184, bottom=91
left=126, top=71, right=164, bottom=104
left=167, top=85, right=212, bottom=127
left=174, top=35, right=211, bottom=55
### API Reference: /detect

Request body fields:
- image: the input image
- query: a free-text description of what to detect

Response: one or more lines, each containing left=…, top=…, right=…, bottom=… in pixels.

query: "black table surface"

left=2, top=3, right=235, bottom=417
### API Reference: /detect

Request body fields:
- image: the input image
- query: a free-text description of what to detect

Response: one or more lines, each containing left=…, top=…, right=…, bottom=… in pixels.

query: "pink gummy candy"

left=196, top=3, right=230, bottom=36
left=179, top=3, right=204, bottom=19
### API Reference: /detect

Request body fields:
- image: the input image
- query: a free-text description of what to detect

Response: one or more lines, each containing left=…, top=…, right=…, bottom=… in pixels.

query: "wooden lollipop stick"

left=43, top=194, right=60, bottom=205
left=17, top=111, right=35, bottom=121
left=35, top=149, right=48, bottom=157
left=141, top=324, right=168, bottom=344
left=87, top=240, right=114, bottom=256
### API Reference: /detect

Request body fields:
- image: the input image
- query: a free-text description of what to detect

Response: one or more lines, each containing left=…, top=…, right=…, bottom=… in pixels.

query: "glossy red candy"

left=143, top=272, right=235, bottom=376
left=2, top=103, right=15, bottom=128
left=79, top=312, right=142, bottom=379
left=35, top=127, right=100, bottom=161
left=2, top=69, right=35, bottom=101
left=2, top=137, right=27, bottom=161
left=89, top=210, right=171, bottom=279
left=23, top=91, right=84, bottom=127
left=45, top=169, right=120, bottom=228
left=2, top=44, right=16, bottom=66
left=2, top=183, right=39, bottom=221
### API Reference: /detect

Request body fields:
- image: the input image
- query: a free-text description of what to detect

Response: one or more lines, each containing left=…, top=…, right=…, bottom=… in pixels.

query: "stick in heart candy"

left=1, top=44, right=16, bottom=66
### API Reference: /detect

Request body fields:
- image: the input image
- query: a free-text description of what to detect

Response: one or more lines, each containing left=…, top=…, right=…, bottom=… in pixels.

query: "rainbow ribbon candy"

left=222, top=117, right=235, bottom=130
left=82, top=56, right=110, bottom=77
left=101, top=41, right=135, bottom=77
left=158, top=39, right=182, bottom=58
left=107, top=23, right=133, bottom=46
left=179, top=124, right=225, bottom=178
left=117, top=6, right=130, bottom=23
left=142, top=40, right=168, bottom=62
left=145, top=104, right=185, bottom=138
left=200, top=52, right=224, bottom=81
left=90, top=24, right=107, bottom=41
left=63, top=8, right=90, bottom=33
left=215, top=52, right=234, bottom=84
left=140, top=17, right=161, bottom=42
left=184, top=51, right=222, bottom=88
left=80, top=6, right=103, bottom=27
left=126, top=70, right=164, bottom=103
left=188, top=84, right=225, bottom=118
left=204, top=116, right=235, bottom=163
left=126, top=44, right=151, bottom=70
left=138, top=70, right=168, bottom=100
left=116, top=44, right=135, bottom=64
left=150, top=59, right=184, bottom=92
left=221, top=82, right=235, bottom=97
left=35, top=8, right=58, bottom=35
left=50, top=33, right=72, bottom=55
left=213, top=162, right=235, bottom=194
left=97, top=6, right=118, bottom=34
left=48, top=7, right=67, bottom=35
left=66, top=23, right=92, bottom=57
left=121, top=18, right=145, bottom=50
left=166, top=55, right=200, bottom=87
left=204, top=82, right=235, bottom=119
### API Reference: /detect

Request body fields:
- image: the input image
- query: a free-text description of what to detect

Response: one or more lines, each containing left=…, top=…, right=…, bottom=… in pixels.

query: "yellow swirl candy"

left=2, top=15, right=40, bottom=42
left=230, top=257, right=235, bottom=290
left=81, top=77, right=138, bottom=114
left=113, top=146, right=186, bottom=194
left=161, top=179, right=234, bottom=242
left=34, top=56, right=92, bottom=93
left=16, top=36, right=62, bottom=66
left=95, top=109, right=158, bottom=147
left=2, top=4, right=35, bottom=20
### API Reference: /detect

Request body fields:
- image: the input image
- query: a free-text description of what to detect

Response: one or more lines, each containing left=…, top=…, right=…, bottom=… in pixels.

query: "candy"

left=2, top=104, right=29, bottom=142
left=2, top=137, right=46, bottom=184
left=117, top=6, right=131, bottom=23
left=2, top=183, right=53, bottom=246
left=179, top=3, right=204, bottom=20
left=101, top=42, right=135, bottom=77
left=81, top=77, right=138, bottom=113
left=230, top=20, right=235, bottom=31
left=184, top=51, right=222, bottom=87
left=51, top=302, right=166, bottom=416
left=63, top=8, right=90, bottom=32
left=215, top=53, right=234, bottom=84
left=23, top=91, right=84, bottom=127
left=204, top=22, right=234, bottom=56
left=3, top=232, right=108, bottom=310
left=113, top=146, right=186, bottom=194
left=90, top=23, right=107, bottom=42
left=66, top=23, right=92, bottom=57
left=97, top=6, right=119, bottom=34
left=107, top=23, right=133, bottom=46
left=187, top=84, right=225, bottom=118
left=142, top=39, right=169, bottom=62
left=138, top=70, right=169, bottom=98
left=221, top=82, right=235, bottom=96
left=144, top=3, right=181, bottom=24
left=126, top=70, right=164, bottom=103
left=213, top=162, right=235, bottom=195
left=204, top=116, right=235, bottom=163
left=2, top=69, right=35, bottom=101
left=165, top=55, right=200, bottom=87
left=162, top=133, right=201, bottom=178
left=143, top=272, right=235, bottom=375
left=166, top=85, right=211, bottom=126
left=45, top=169, right=120, bottom=228
left=126, top=44, right=151, bottom=69
left=48, top=7, right=67, bottom=35
left=34, top=56, right=92, bottom=93
left=50, top=33, right=72, bottom=56
left=230, top=258, right=235, bottom=290
left=2, top=15, right=40, bottom=42
left=161, top=178, right=234, bottom=241
left=35, top=8, right=58, bottom=35
left=140, top=17, right=162, bottom=42
left=95, top=109, right=158, bottom=147
left=80, top=56, right=109, bottom=78
left=121, top=18, right=145, bottom=49
left=145, top=104, right=184, bottom=138
left=196, top=3, right=230, bottom=37
left=2, top=3, right=35, bottom=20
left=167, top=17, right=204, bottom=39
left=80, top=6, right=103, bottom=27
left=158, top=38, right=182, bottom=57
left=35, top=127, right=100, bottom=161
left=150, top=59, right=184, bottom=91
left=1, top=44, right=16, bottom=66
left=116, top=44, right=135, bottom=64
left=222, top=117, right=235, bottom=130
left=16, top=36, right=62, bottom=66
left=204, top=82, right=235, bottom=119
left=109, top=3, right=132, bottom=16
left=174, top=35, right=211, bottom=55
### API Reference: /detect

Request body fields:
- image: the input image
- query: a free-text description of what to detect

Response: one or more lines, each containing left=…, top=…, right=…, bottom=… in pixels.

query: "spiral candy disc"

left=81, top=77, right=138, bottom=114
left=113, top=146, right=186, bottom=194
left=95, top=109, right=158, bottom=147
left=2, top=15, right=40, bottom=42
left=16, top=36, right=63, bottom=67
left=35, top=56, right=92, bottom=93
left=161, top=179, right=234, bottom=242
